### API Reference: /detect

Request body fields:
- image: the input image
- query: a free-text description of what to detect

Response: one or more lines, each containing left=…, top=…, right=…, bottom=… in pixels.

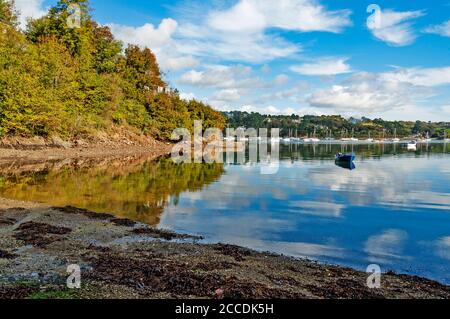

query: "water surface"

left=1, top=142, right=449, bottom=283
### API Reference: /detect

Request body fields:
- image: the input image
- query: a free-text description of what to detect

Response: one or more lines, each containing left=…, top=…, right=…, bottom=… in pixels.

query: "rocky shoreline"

left=0, top=202, right=449, bottom=299
left=0, top=133, right=173, bottom=165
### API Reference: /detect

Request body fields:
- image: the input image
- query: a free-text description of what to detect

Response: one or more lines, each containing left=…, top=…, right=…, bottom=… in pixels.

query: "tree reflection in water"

left=0, top=156, right=225, bottom=225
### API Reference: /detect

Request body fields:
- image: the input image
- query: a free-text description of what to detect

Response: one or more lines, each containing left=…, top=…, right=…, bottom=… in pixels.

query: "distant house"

left=154, top=86, right=175, bottom=95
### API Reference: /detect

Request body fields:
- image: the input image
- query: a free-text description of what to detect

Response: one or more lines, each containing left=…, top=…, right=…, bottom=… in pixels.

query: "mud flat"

left=0, top=133, right=172, bottom=165
left=0, top=202, right=448, bottom=299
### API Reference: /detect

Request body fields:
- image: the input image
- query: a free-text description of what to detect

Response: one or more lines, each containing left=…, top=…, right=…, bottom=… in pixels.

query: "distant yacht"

left=351, top=129, right=359, bottom=142
left=407, top=140, right=417, bottom=151
left=282, top=129, right=295, bottom=143
left=365, top=132, right=374, bottom=143
left=341, top=128, right=358, bottom=142
left=304, top=127, right=320, bottom=143
left=391, top=128, right=400, bottom=143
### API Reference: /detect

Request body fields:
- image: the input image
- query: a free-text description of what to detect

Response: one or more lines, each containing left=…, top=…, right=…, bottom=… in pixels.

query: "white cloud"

left=259, top=82, right=311, bottom=104
left=14, top=0, right=47, bottom=28
left=291, top=57, right=352, bottom=76
left=266, top=106, right=281, bottom=114
left=380, top=66, right=450, bottom=87
left=434, top=237, right=450, bottom=260
left=109, top=19, right=178, bottom=48
left=178, top=23, right=299, bottom=63
left=207, top=0, right=352, bottom=34
left=424, top=19, right=450, bottom=37
left=309, top=74, right=413, bottom=113
left=441, top=105, right=450, bottom=115
left=174, top=0, right=351, bottom=63
left=308, top=66, right=450, bottom=117
left=241, top=105, right=257, bottom=113
left=364, top=229, right=408, bottom=263
left=109, top=19, right=198, bottom=71
left=274, top=74, right=290, bottom=86
left=213, top=89, right=241, bottom=102
left=179, top=92, right=196, bottom=101
left=369, top=9, right=425, bottom=46
left=179, top=64, right=264, bottom=91
left=289, top=200, right=344, bottom=218
left=235, top=105, right=297, bottom=115
left=283, top=107, right=297, bottom=115
left=159, top=56, right=198, bottom=70
left=297, top=107, right=329, bottom=116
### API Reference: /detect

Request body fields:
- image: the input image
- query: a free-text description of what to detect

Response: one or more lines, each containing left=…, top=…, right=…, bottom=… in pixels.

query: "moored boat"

left=407, top=140, right=417, bottom=151
left=335, top=153, right=356, bottom=162
left=391, top=128, right=400, bottom=143
left=335, top=160, right=356, bottom=170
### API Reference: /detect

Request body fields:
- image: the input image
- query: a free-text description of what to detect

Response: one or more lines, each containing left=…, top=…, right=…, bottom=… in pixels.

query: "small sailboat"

left=366, top=131, right=374, bottom=143
left=304, top=127, right=320, bottom=143
left=407, top=140, right=417, bottom=151
left=324, top=129, right=335, bottom=141
left=291, top=129, right=301, bottom=142
left=282, top=129, right=292, bottom=143
left=341, top=129, right=358, bottom=142
left=349, top=128, right=358, bottom=142
left=391, top=128, right=400, bottom=143
left=378, top=129, right=387, bottom=143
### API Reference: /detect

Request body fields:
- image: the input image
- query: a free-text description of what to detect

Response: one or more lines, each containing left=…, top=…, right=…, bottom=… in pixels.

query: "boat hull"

left=335, top=154, right=356, bottom=162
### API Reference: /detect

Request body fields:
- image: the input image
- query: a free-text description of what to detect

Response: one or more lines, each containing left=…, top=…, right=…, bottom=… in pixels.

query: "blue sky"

left=19, top=0, right=450, bottom=120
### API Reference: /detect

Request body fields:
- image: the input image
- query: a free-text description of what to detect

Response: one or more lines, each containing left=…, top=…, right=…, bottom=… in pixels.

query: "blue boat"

left=335, top=153, right=356, bottom=162
left=335, top=161, right=356, bottom=170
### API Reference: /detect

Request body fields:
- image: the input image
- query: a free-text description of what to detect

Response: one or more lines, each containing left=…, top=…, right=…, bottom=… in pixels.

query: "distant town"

left=223, top=111, right=450, bottom=140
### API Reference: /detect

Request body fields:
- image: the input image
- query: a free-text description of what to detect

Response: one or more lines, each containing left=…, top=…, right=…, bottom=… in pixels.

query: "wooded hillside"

left=0, top=0, right=226, bottom=141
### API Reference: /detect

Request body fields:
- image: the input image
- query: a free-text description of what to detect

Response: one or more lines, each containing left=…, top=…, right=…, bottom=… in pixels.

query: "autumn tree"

left=0, top=0, right=226, bottom=140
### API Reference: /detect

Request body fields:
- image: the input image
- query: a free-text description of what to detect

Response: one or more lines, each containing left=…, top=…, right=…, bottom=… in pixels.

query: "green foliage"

left=28, top=289, right=78, bottom=300
left=0, top=158, right=225, bottom=225
left=0, top=0, right=17, bottom=26
left=0, top=0, right=225, bottom=140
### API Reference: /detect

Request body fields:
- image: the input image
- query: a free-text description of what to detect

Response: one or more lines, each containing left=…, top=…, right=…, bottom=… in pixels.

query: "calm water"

left=1, top=142, right=449, bottom=283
